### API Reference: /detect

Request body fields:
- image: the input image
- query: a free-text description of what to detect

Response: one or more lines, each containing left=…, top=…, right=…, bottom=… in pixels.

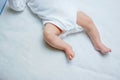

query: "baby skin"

left=43, top=11, right=111, bottom=60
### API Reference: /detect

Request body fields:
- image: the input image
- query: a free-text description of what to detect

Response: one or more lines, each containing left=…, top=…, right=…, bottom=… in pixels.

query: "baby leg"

left=77, top=11, right=111, bottom=54
left=43, top=23, right=74, bottom=60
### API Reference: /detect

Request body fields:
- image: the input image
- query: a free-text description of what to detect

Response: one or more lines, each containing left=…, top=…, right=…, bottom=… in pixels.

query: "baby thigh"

left=43, top=23, right=75, bottom=60
left=43, top=23, right=68, bottom=50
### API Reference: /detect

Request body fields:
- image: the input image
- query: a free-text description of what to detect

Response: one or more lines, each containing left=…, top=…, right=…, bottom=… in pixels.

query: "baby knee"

left=43, top=29, right=53, bottom=39
left=43, top=29, right=52, bottom=37
left=43, top=30, right=56, bottom=43
left=85, top=17, right=93, bottom=26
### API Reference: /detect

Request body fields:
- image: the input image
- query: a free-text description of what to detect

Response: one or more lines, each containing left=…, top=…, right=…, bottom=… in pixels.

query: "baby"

left=8, top=0, right=111, bottom=60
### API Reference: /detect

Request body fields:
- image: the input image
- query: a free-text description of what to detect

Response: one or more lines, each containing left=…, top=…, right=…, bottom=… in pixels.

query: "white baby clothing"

left=8, top=0, right=27, bottom=11
left=8, top=0, right=83, bottom=38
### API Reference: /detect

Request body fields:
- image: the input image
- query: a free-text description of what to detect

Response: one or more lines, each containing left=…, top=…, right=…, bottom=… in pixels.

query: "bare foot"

left=64, top=47, right=75, bottom=60
left=94, top=43, right=111, bottom=54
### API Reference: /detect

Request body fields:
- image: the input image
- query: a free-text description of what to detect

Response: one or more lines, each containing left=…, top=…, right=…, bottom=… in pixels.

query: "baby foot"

left=64, top=47, right=75, bottom=60
left=94, top=43, right=111, bottom=54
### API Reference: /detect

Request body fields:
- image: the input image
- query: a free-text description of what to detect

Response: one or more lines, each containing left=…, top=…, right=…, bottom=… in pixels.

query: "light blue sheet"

left=0, top=0, right=7, bottom=14
left=0, top=0, right=120, bottom=80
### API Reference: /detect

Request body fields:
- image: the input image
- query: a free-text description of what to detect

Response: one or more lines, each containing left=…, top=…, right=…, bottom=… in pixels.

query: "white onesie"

left=8, top=0, right=83, bottom=38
